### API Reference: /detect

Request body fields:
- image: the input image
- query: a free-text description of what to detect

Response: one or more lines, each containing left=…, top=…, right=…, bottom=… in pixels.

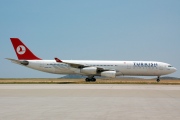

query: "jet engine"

left=81, top=67, right=97, bottom=74
left=101, top=71, right=116, bottom=78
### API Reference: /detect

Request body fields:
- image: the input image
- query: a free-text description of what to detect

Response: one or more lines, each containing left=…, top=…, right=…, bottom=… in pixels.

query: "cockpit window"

left=168, top=65, right=173, bottom=67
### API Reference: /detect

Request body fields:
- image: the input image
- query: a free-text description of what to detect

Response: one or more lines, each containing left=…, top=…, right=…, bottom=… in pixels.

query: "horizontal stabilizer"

left=6, top=58, right=21, bottom=64
left=6, top=58, right=29, bottom=66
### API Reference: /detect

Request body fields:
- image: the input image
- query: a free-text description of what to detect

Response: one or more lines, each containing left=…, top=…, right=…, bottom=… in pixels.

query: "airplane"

left=6, top=38, right=177, bottom=82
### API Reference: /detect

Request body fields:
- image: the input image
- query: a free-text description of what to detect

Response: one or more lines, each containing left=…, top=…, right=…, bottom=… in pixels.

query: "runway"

left=0, top=84, right=180, bottom=120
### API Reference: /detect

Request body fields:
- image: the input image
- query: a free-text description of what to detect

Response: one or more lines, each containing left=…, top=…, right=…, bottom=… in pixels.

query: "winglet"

left=54, top=57, right=62, bottom=62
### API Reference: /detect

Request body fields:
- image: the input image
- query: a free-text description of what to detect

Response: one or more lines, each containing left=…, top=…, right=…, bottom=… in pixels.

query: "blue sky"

left=0, top=0, right=180, bottom=78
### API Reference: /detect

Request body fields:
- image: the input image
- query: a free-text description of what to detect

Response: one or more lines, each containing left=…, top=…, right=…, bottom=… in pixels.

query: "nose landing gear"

left=157, top=76, right=160, bottom=82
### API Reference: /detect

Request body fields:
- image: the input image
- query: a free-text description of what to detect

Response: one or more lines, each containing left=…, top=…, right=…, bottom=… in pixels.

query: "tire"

left=92, top=78, right=96, bottom=82
left=157, top=79, right=160, bottom=82
left=85, top=78, right=90, bottom=82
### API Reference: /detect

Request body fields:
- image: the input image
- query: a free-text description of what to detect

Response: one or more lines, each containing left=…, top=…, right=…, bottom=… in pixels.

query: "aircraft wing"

left=54, top=57, right=105, bottom=71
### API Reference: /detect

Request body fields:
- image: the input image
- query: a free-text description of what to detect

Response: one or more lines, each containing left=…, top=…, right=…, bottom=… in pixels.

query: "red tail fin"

left=10, top=38, right=41, bottom=60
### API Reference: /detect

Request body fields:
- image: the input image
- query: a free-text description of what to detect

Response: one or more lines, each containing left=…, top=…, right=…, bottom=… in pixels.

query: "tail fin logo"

left=16, top=45, right=26, bottom=55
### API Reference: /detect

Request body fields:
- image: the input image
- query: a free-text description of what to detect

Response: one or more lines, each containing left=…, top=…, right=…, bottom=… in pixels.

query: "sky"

left=0, top=0, right=180, bottom=78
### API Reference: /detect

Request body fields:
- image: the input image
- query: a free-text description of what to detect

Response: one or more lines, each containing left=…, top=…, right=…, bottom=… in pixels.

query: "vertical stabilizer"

left=10, top=38, right=41, bottom=60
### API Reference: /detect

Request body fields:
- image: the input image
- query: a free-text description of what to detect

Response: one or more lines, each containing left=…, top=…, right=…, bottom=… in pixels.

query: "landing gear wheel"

left=92, top=78, right=96, bottom=82
left=157, top=79, right=160, bottom=82
left=85, top=78, right=90, bottom=82
left=85, top=77, right=96, bottom=82
left=156, top=76, right=160, bottom=82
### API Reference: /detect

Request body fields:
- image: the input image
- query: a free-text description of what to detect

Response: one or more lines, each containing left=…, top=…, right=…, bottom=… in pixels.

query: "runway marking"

left=0, top=84, right=180, bottom=90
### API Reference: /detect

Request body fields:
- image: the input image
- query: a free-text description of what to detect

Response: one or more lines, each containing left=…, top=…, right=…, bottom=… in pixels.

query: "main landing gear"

left=85, top=76, right=96, bottom=82
left=157, top=76, right=160, bottom=82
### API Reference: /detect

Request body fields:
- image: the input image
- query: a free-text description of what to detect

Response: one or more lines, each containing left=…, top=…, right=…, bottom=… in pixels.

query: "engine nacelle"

left=81, top=67, right=97, bottom=74
left=101, top=71, right=116, bottom=78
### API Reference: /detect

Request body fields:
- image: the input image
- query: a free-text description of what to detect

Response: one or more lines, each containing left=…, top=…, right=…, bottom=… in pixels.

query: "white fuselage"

left=24, top=60, right=176, bottom=77
left=8, top=38, right=177, bottom=80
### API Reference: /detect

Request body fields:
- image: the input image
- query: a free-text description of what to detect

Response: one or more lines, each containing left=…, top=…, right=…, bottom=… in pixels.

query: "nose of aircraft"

left=172, top=67, right=177, bottom=73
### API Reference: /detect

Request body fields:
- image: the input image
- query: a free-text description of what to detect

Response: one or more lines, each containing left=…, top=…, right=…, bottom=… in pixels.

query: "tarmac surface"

left=0, top=84, right=180, bottom=120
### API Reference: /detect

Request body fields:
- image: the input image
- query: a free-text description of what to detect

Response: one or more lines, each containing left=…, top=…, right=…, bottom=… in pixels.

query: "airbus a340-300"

left=7, top=38, right=177, bottom=82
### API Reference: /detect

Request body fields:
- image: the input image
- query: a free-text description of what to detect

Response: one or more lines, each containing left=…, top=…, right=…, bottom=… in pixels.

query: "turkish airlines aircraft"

left=7, top=38, right=177, bottom=82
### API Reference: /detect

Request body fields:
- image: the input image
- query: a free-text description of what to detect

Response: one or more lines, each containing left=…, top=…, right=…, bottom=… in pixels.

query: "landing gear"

left=85, top=78, right=90, bottom=82
left=85, top=76, right=96, bottom=82
left=91, top=78, right=96, bottom=82
left=156, top=76, right=160, bottom=82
